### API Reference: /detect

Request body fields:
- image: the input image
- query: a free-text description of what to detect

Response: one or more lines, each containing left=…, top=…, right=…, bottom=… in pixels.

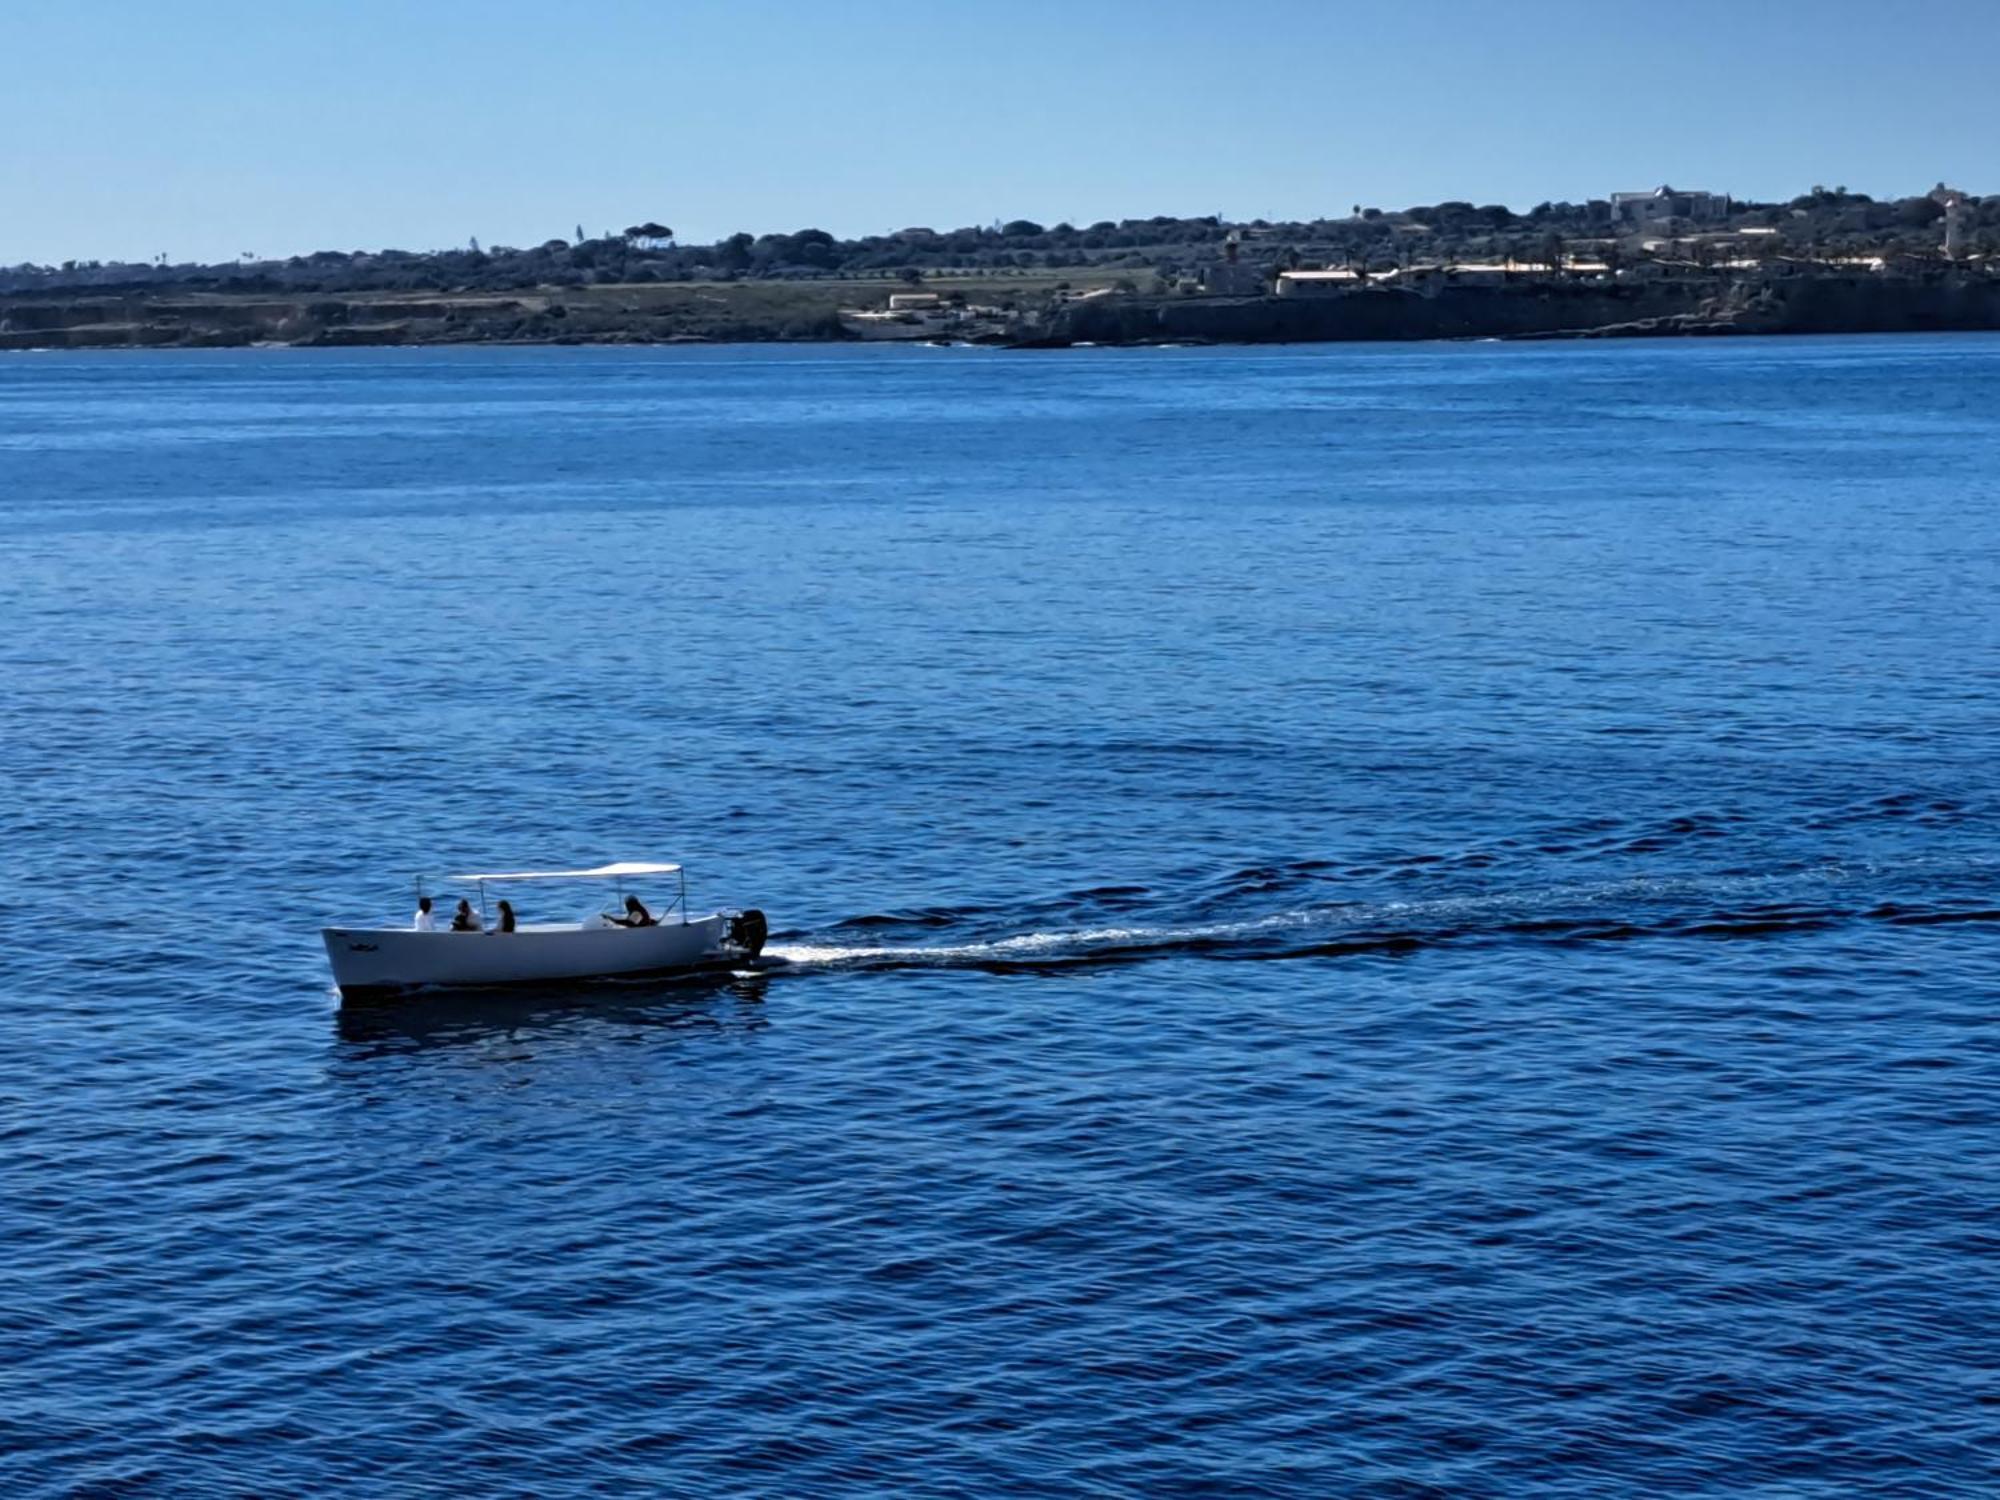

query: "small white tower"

left=1932, top=183, right=1967, bottom=259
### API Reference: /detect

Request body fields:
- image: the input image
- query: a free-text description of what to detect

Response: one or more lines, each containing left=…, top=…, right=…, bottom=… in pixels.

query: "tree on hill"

left=718, top=232, right=754, bottom=272
left=784, top=230, right=836, bottom=268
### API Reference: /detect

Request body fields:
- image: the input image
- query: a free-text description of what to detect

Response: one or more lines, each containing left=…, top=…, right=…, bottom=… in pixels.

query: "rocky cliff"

left=7, top=273, right=2000, bottom=352
left=1035, top=275, right=2000, bottom=347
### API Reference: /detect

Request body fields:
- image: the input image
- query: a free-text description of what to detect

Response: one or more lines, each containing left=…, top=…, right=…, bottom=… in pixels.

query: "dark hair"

left=418, top=895, right=433, bottom=910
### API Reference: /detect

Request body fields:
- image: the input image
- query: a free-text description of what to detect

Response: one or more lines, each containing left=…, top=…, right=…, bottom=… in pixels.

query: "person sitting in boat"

left=606, top=894, right=657, bottom=928
left=494, top=899, right=517, bottom=933
left=450, top=898, right=481, bottom=933
left=413, top=895, right=436, bottom=931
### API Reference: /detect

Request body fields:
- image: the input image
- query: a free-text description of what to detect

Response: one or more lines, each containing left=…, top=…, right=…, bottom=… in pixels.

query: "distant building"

left=1611, top=186, right=1728, bottom=229
left=842, top=291, right=953, bottom=340
left=1931, top=184, right=1967, bottom=258
left=1273, top=269, right=1364, bottom=296
left=1432, top=264, right=1510, bottom=287
left=1278, top=261, right=1617, bottom=299
left=1204, top=261, right=1270, bottom=296
left=1202, top=229, right=1272, bottom=296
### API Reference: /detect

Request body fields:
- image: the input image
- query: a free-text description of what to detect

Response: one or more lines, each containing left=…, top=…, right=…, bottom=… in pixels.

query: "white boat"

left=322, top=861, right=768, bottom=1000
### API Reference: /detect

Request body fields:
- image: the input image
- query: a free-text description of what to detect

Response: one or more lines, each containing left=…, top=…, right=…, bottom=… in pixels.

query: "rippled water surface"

left=3, top=339, right=1997, bottom=1496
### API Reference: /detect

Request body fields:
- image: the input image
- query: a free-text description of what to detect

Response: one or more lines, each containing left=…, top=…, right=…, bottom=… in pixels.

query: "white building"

left=1610, top=186, right=1728, bottom=229
left=1273, top=269, right=1365, bottom=296
left=1931, top=184, right=1968, bottom=258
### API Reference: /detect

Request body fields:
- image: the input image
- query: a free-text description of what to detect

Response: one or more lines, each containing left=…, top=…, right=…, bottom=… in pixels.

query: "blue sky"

left=4, top=0, right=1994, bottom=264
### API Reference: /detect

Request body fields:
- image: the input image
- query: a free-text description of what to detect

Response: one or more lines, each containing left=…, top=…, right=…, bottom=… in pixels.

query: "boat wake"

left=763, top=863, right=1999, bottom=977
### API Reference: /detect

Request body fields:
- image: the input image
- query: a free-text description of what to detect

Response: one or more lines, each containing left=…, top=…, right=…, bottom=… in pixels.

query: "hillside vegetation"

left=5, top=187, right=1991, bottom=299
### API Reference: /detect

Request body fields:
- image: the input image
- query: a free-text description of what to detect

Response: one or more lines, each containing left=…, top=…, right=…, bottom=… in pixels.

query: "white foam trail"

left=763, top=864, right=1867, bottom=971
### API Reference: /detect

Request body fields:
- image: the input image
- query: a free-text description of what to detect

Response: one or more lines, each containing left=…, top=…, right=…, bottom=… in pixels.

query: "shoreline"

left=5, top=271, right=2000, bottom=352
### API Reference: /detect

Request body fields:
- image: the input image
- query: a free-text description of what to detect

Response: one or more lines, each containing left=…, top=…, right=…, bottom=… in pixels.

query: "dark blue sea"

left=3, top=337, right=1996, bottom=1497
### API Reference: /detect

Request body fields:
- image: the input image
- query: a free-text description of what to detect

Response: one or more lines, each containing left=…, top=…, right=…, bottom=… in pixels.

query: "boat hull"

left=322, top=914, right=748, bottom=998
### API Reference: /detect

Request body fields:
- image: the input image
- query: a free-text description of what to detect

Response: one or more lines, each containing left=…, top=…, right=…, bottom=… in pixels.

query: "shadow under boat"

left=332, top=962, right=782, bottom=1050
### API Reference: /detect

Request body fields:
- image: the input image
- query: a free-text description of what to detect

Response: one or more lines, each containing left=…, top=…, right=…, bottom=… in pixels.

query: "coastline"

left=6, top=270, right=2000, bottom=352
left=1028, top=273, right=2000, bottom=348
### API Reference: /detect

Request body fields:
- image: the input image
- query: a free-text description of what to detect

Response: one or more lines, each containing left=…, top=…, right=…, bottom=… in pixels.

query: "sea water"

left=2, top=338, right=1996, bottom=1495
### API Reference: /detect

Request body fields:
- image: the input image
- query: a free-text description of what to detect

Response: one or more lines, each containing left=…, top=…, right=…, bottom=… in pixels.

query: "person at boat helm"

left=413, top=895, right=436, bottom=932
left=607, top=894, right=657, bottom=928
left=494, top=899, right=517, bottom=933
left=450, top=898, right=481, bottom=933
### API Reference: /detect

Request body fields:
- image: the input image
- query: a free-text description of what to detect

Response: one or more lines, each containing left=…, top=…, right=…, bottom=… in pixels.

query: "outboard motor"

left=726, top=909, right=768, bottom=958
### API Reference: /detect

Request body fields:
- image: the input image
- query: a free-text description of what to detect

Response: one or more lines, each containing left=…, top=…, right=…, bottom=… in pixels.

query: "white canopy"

left=448, top=861, right=682, bottom=882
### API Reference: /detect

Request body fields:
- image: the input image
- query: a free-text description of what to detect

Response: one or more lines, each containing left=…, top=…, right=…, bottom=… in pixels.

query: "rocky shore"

left=5, top=271, right=1999, bottom=352
left=0, top=282, right=854, bottom=351
left=1029, top=273, right=2000, bottom=347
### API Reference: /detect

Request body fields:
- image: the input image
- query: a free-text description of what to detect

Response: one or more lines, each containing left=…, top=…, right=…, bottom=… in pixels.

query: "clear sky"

left=4, top=0, right=1994, bottom=264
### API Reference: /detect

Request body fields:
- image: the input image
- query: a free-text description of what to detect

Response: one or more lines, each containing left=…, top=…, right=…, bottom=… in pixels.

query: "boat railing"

left=419, top=861, right=693, bottom=929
